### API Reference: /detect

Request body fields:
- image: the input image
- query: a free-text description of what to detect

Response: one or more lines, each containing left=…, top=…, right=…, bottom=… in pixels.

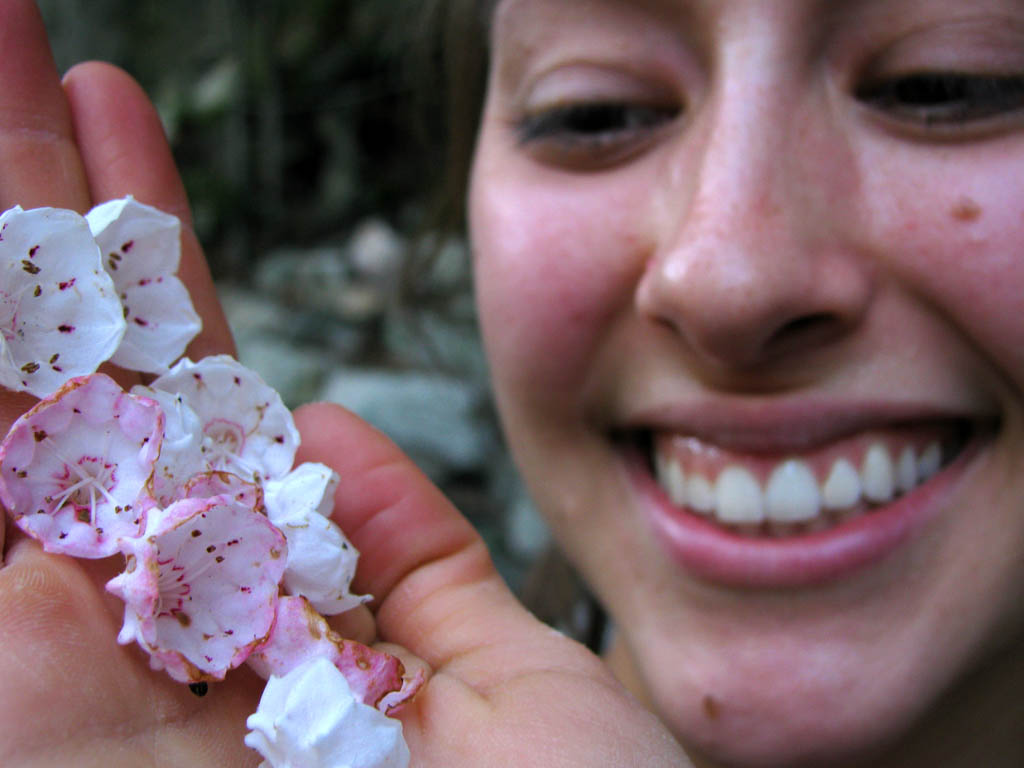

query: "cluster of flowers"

left=0, top=199, right=419, bottom=767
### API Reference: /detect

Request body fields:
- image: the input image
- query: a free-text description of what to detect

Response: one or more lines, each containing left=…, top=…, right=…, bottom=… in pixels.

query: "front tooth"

left=765, top=459, right=820, bottom=522
left=662, top=458, right=688, bottom=507
left=823, top=458, right=861, bottom=509
left=862, top=443, right=895, bottom=503
left=918, top=442, right=941, bottom=480
left=715, top=466, right=764, bottom=524
left=687, top=473, right=715, bottom=514
left=897, top=446, right=917, bottom=493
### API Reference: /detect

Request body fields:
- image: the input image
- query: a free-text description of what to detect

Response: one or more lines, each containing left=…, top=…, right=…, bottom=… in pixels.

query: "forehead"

left=490, top=0, right=1024, bottom=71
left=491, top=0, right=1024, bottom=37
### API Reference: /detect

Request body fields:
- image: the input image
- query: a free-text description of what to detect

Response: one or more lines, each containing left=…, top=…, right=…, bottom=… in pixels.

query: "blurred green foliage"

left=38, top=0, right=445, bottom=281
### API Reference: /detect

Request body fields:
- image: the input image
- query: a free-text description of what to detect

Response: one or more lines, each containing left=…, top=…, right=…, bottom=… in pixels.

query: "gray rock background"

left=219, top=224, right=550, bottom=591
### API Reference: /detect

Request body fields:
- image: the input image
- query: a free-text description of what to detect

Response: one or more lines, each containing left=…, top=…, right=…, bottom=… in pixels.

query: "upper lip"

left=619, top=398, right=991, bottom=454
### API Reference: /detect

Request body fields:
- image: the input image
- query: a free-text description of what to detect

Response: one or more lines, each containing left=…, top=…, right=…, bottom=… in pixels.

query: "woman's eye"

left=856, top=73, right=1024, bottom=127
left=515, top=102, right=680, bottom=167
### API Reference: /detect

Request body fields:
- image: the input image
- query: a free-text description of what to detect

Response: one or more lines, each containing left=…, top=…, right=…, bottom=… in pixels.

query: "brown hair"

left=410, top=0, right=496, bottom=242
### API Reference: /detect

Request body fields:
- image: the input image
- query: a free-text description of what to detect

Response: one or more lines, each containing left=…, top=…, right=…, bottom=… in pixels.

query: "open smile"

left=623, top=409, right=994, bottom=587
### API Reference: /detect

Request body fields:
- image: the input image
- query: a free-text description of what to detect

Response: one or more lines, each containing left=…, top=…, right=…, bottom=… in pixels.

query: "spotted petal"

left=149, top=355, right=300, bottom=484
left=0, top=374, right=162, bottom=557
left=130, top=384, right=204, bottom=506
left=245, top=656, right=410, bottom=768
left=248, top=595, right=421, bottom=714
left=107, top=492, right=287, bottom=683
left=264, top=462, right=370, bottom=615
left=87, top=197, right=201, bottom=374
left=0, top=206, right=126, bottom=397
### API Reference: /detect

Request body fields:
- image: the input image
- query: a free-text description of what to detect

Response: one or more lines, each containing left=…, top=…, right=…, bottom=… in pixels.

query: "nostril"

left=765, top=312, right=846, bottom=355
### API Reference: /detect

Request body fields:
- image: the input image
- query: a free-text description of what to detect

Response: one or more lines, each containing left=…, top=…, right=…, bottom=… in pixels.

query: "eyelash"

left=515, top=102, right=681, bottom=165
left=856, top=72, right=1024, bottom=126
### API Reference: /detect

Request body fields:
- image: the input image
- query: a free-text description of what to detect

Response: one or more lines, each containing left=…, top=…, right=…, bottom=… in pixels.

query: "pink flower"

left=0, top=206, right=126, bottom=397
left=107, top=492, right=288, bottom=683
left=0, top=373, right=162, bottom=558
left=248, top=595, right=423, bottom=715
left=86, top=197, right=201, bottom=374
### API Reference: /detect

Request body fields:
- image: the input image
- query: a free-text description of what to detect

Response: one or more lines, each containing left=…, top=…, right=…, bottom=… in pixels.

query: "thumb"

left=292, top=402, right=548, bottom=669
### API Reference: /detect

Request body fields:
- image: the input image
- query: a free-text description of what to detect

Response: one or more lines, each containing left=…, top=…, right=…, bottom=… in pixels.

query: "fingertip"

left=62, top=61, right=189, bottom=220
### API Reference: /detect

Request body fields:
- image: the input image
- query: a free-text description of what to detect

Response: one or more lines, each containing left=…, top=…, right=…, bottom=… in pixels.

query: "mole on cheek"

left=702, top=693, right=721, bottom=720
left=950, top=197, right=982, bottom=222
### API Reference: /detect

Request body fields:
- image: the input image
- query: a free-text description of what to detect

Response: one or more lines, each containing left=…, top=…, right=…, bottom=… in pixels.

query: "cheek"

left=862, top=150, right=1024, bottom=384
left=471, top=175, right=648, bottom=405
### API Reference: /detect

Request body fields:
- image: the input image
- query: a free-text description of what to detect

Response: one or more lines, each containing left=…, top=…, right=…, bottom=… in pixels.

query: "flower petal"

left=0, top=374, right=162, bottom=557
left=107, top=492, right=287, bottom=682
left=264, top=462, right=369, bottom=615
left=248, top=595, right=422, bottom=714
left=149, top=355, right=300, bottom=483
left=245, top=656, right=410, bottom=768
left=0, top=206, right=126, bottom=396
left=129, top=385, right=204, bottom=507
left=87, top=197, right=201, bottom=374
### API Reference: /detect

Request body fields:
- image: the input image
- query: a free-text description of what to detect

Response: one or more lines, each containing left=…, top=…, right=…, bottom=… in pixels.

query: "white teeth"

left=687, top=474, right=715, bottom=514
left=654, top=435, right=950, bottom=533
left=918, top=442, right=941, bottom=480
left=897, top=446, right=917, bottom=494
left=822, top=458, right=861, bottom=510
left=715, top=466, right=764, bottom=524
left=662, top=459, right=688, bottom=507
left=862, top=443, right=895, bottom=503
left=765, top=459, right=820, bottom=522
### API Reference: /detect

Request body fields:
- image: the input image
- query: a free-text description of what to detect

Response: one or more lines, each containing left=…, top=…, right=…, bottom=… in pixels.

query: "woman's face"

left=469, top=0, right=1024, bottom=764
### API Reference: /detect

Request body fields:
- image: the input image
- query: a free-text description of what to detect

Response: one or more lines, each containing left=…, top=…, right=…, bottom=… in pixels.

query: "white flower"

left=264, top=462, right=370, bottom=615
left=87, top=196, right=202, bottom=374
left=148, top=355, right=300, bottom=484
left=107, top=491, right=287, bottom=683
left=0, top=373, right=162, bottom=558
left=245, top=656, right=410, bottom=768
left=0, top=206, right=125, bottom=397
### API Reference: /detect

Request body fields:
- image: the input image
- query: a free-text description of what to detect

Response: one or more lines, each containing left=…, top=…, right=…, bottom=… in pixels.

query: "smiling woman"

left=467, top=0, right=1024, bottom=765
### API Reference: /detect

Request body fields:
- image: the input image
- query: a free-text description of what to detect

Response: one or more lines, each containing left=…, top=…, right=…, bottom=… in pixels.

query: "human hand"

left=0, top=2, right=689, bottom=765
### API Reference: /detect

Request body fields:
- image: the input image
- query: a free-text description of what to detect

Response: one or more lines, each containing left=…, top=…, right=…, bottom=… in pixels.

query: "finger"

left=293, top=403, right=552, bottom=673
left=0, top=0, right=96, bottom=555
left=62, top=61, right=235, bottom=359
left=326, top=603, right=377, bottom=647
left=0, top=0, right=90, bottom=212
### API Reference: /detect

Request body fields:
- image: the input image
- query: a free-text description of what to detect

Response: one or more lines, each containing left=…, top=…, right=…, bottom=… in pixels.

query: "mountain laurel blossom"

left=0, top=206, right=126, bottom=397
left=264, top=462, right=370, bottom=615
left=245, top=656, right=411, bottom=768
left=148, top=354, right=301, bottom=485
left=0, top=200, right=416, bottom=766
left=106, top=492, right=288, bottom=683
left=86, top=196, right=202, bottom=375
left=247, top=595, right=422, bottom=714
left=0, top=373, right=162, bottom=557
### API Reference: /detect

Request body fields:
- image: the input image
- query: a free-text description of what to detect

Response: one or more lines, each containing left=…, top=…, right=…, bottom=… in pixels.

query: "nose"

left=635, top=84, right=874, bottom=373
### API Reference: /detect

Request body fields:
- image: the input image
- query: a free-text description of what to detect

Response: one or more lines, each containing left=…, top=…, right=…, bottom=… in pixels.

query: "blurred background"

left=37, top=0, right=552, bottom=594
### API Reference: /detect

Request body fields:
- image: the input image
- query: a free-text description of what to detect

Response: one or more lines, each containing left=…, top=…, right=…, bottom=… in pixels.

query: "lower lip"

left=629, top=441, right=981, bottom=588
